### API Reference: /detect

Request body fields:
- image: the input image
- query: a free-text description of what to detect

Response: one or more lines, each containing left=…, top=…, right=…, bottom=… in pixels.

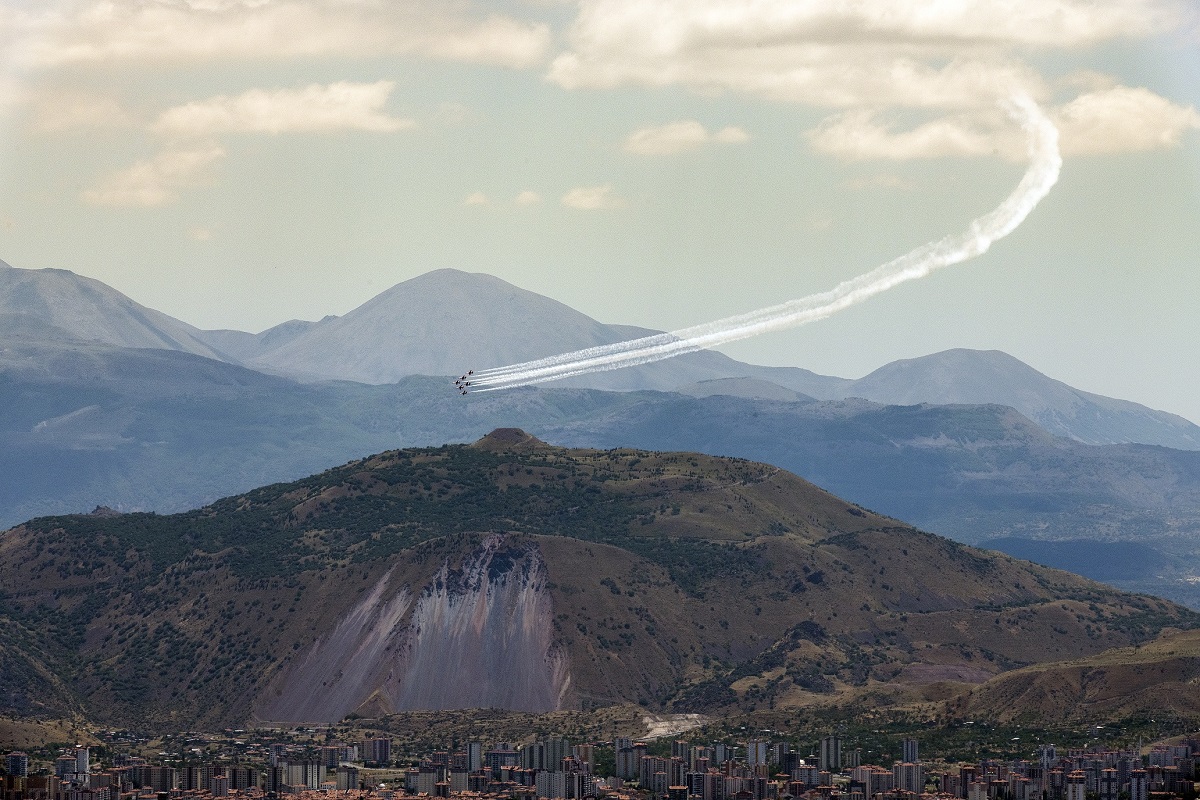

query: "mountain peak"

left=472, top=428, right=548, bottom=452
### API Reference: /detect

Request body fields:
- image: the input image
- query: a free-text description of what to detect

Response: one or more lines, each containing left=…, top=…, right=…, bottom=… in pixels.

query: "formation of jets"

left=454, top=370, right=474, bottom=395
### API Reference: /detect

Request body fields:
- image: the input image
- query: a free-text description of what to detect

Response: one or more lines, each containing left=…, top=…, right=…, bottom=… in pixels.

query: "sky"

left=0, top=0, right=1198, bottom=422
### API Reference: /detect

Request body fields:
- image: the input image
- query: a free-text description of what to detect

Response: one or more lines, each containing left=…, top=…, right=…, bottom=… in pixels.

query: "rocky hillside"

left=958, top=628, right=1200, bottom=723
left=0, top=431, right=1195, bottom=732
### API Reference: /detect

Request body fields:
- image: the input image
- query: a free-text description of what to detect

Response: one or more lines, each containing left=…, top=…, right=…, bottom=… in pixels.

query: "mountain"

left=846, top=349, right=1200, bottom=450
left=0, top=335, right=387, bottom=527
left=0, top=259, right=227, bottom=361
left=5, top=332, right=1200, bottom=606
left=201, top=268, right=1197, bottom=450
left=4, top=260, right=1195, bottom=450
left=201, top=268, right=839, bottom=395
left=2, top=431, right=1195, bottom=732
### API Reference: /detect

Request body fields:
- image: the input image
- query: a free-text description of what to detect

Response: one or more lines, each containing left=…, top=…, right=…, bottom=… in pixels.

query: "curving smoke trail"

left=466, top=94, right=1060, bottom=393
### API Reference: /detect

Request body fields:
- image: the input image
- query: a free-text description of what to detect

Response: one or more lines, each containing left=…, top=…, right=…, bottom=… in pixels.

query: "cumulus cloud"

left=82, top=144, right=226, bottom=207
left=514, top=190, right=542, bottom=205
left=463, top=191, right=489, bottom=206
left=547, top=0, right=1197, bottom=160
left=1054, top=86, right=1200, bottom=155
left=153, top=81, right=413, bottom=136
left=623, top=120, right=749, bottom=155
left=561, top=185, right=625, bottom=210
left=807, top=109, right=1024, bottom=161
left=549, top=0, right=1183, bottom=104
left=19, top=0, right=550, bottom=69
left=806, top=86, right=1200, bottom=161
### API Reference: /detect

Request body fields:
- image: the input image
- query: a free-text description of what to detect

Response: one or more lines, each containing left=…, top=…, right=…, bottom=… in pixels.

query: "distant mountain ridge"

left=0, top=259, right=227, bottom=361
left=193, top=267, right=1200, bottom=450
left=3, top=259, right=1195, bottom=449
left=847, top=349, right=1200, bottom=449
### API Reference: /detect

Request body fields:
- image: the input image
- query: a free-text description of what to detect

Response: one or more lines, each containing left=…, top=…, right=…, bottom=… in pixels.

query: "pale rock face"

left=255, top=571, right=412, bottom=723
left=255, top=536, right=570, bottom=723
left=380, top=537, right=571, bottom=713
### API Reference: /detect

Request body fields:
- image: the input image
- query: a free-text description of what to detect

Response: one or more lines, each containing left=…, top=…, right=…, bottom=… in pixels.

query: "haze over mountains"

left=4, top=257, right=1200, bottom=609
left=4, top=259, right=1198, bottom=450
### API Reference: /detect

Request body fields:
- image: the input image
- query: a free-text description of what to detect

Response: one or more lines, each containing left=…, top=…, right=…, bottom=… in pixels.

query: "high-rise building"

left=75, top=747, right=90, bottom=784
left=573, top=744, right=594, bottom=772
left=819, top=737, right=841, bottom=773
left=1065, top=771, right=1087, bottom=800
left=1130, top=769, right=1148, bottom=800
left=746, top=741, right=768, bottom=768
left=894, top=762, right=924, bottom=794
left=6, top=753, right=29, bottom=778
left=484, top=745, right=518, bottom=775
left=467, top=742, right=483, bottom=773
left=520, top=742, right=545, bottom=771
left=1099, top=768, right=1119, bottom=800
left=337, top=767, right=359, bottom=791
left=55, top=756, right=76, bottom=781
left=616, top=744, right=646, bottom=781
left=902, top=739, right=919, bottom=764
left=227, top=767, right=256, bottom=790
left=536, top=770, right=567, bottom=800
left=362, top=738, right=391, bottom=767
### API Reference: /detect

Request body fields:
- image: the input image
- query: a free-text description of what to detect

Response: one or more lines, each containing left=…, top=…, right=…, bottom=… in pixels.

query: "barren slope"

left=0, top=430, right=1194, bottom=732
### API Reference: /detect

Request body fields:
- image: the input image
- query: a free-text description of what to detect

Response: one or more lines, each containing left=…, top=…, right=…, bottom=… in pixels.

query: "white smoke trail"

left=467, top=95, right=1060, bottom=393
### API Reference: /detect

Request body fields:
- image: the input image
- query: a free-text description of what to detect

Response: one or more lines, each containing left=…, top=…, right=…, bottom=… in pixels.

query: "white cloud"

left=20, top=0, right=551, bottom=69
left=547, top=0, right=1182, bottom=105
left=188, top=225, right=214, bottom=241
left=81, top=144, right=226, bottom=207
left=806, top=109, right=1023, bottom=161
left=561, top=185, right=625, bottom=210
left=1054, top=86, right=1200, bottom=156
left=622, top=120, right=749, bottom=155
left=713, top=126, right=750, bottom=144
left=547, top=0, right=1198, bottom=160
left=514, top=190, right=542, bottom=205
left=806, top=86, right=1200, bottom=161
left=463, top=191, right=489, bottom=206
left=153, top=81, right=413, bottom=136
left=550, top=0, right=1184, bottom=102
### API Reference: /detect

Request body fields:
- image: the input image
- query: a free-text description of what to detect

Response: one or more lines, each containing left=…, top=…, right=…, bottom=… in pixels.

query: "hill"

left=212, top=269, right=1200, bottom=450
left=959, top=627, right=1200, bottom=723
left=5, top=337, right=1200, bottom=607
left=847, top=349, right=1200, bottom=450
left=201, top=268, right=838, bottom=395
left=0, top=431, right=1196, bottom=733
left=0, top=260, right=225, bottom=360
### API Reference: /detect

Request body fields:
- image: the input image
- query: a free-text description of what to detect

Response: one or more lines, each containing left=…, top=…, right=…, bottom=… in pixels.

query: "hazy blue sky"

left=1, top=0, right=1198, bottom=421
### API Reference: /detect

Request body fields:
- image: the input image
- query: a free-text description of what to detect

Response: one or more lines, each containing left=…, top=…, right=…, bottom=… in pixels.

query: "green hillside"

left=0, top=429, right=1195, bottom=735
